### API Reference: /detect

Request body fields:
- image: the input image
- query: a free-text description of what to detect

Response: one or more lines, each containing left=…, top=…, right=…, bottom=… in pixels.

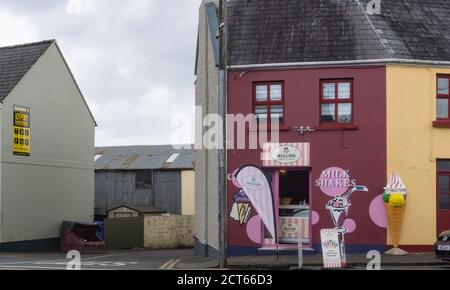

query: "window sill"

left=248, top=125, right=291, bottom=132
left=433, top=121, right=450, bottom=128
left=315, top=124, right=359, bottom=131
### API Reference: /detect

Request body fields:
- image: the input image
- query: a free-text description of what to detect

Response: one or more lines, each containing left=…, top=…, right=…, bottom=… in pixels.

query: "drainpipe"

left=218, top=0, right=228, bottom=269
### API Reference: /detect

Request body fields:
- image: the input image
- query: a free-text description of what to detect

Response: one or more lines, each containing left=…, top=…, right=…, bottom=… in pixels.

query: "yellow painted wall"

left=181, top=170, right=196, bottom=216
left=387, top=65, right=450, bottom=246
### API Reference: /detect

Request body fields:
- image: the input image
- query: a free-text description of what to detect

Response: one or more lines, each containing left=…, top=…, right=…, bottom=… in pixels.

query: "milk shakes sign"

left=315, top=168, right=356, bottom=189
left=13, top=105, right=31, bottom=157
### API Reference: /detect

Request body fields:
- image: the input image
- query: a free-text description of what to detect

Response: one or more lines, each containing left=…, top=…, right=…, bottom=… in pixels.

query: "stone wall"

left=144, top=215, right=195, bottom=249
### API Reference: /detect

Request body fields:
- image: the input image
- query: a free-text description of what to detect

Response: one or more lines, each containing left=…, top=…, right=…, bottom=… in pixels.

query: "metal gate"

left=104, top=217, right=144, bottom=250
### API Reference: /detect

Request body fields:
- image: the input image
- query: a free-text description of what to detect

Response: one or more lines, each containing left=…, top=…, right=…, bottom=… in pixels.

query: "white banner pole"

left=298, top=220, right=303, bottom=269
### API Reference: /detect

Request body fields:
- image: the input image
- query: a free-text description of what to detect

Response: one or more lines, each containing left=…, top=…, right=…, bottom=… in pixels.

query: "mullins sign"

left=262, top=143, right=310, bottom=167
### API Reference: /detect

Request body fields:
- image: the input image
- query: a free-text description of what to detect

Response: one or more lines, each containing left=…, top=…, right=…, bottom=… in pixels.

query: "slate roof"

left=0, top=40, right=54, bottom=102
left=95, top=145, right=195, bottom=171
left=227, top=0, right=450, bottom=66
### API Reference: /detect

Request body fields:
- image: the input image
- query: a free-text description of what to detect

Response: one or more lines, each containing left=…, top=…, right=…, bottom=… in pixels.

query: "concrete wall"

left=194, top=0, right=220, bottom=256
left=0, top=43, right=95, bottom=243
left=143, top=215, right=195, bottom=249
left=181, top=170, right=195, bottom=216
left=387, top=65, right=450, bottom=247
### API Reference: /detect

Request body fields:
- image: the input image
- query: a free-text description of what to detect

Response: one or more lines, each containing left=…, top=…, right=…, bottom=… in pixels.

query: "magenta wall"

left=226, top=66, right=387, bottom=253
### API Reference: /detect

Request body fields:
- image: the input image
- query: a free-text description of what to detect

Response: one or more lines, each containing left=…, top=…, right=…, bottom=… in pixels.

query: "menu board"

left=321, top=229, right=342, bottom=268
left=13, top=105, right=31, bottom=157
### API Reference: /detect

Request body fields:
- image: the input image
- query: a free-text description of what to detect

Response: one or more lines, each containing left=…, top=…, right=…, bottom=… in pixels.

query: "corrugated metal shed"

left=95, top=145, right=194, bottom=171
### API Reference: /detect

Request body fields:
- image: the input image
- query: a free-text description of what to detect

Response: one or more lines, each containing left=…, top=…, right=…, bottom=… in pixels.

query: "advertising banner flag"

left=235, top=165, right=277, bottom=241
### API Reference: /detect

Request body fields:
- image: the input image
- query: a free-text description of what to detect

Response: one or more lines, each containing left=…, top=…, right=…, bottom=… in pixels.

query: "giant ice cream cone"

left=384, top=173, right=409, bottom=255
left=386, top=204, right=406, bottom=248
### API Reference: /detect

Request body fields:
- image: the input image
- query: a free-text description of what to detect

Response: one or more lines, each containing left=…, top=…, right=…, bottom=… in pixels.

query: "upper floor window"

left=437, top=75, right=450, bottom=120
left=253, top=82, right=284, bottom=123
left=320, top=79, right=353, bottom=126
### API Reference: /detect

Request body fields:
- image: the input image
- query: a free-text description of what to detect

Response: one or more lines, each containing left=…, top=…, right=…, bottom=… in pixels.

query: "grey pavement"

left=175, top=252, right=450, bottom=270
left=0, top=249, right=447, bottom=270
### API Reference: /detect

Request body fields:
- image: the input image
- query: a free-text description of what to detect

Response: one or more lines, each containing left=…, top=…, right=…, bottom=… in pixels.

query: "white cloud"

left=0, top=10, right=40, bottom=46
left=66, top=0, right=82, bottom=15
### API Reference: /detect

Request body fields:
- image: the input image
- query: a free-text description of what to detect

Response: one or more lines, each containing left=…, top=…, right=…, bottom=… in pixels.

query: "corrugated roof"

left=0, top=40, right=54, bottom=102
left=227, top=0, right=450, bottom=66
left=95, top=145, right=195, bottom=170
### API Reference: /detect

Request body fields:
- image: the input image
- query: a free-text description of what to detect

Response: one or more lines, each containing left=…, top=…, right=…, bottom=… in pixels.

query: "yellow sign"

left=13, top=105, right=31, bottom=157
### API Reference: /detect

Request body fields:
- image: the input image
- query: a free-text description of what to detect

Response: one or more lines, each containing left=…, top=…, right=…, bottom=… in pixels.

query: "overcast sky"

left=0, top=0, right=202, bottom=146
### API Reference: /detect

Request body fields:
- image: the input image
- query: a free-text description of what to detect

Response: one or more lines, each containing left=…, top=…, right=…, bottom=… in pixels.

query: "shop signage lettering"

left=271, top=145, right=301, bottom=164
left=315, top=169, right=356, bottom=188
left=262, top=143, right=310, bottom=167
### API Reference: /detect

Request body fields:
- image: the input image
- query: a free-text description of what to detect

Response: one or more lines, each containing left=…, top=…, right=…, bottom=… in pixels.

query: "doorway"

left=278, top=170, right=310, bottom=244
left=262, top=169, right=311, bottom=248
left=437, top=160, right=450, bottom=234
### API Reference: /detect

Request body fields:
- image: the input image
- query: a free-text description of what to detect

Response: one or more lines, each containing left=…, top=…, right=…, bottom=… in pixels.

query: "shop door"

left=437, top=160, right=450, bottom=234
left=437, top=173, right=450, bottom=234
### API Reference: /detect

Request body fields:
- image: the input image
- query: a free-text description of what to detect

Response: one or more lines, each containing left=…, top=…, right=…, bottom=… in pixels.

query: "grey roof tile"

left=0, top=40, right=54, bottom=102
left=227, top=0, right=450, bottom=65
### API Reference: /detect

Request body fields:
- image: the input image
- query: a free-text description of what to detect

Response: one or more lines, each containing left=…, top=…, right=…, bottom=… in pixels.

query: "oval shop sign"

left=271, top=145, right=302, bottom=165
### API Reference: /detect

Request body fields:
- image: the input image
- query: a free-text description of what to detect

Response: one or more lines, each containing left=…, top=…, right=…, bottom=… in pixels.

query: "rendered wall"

left=182, top=170, right=196, bottom=216
left=226, top=66, right=387, bottom=254
left=386, top=65, right=450, bottom=247
left=194, top=0, right=220, bottom=256
left=0, top=43, right=95, bottom=243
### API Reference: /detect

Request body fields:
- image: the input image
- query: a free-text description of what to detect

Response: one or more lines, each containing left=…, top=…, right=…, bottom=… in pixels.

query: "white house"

left=0, top=40, right=96, bottom=251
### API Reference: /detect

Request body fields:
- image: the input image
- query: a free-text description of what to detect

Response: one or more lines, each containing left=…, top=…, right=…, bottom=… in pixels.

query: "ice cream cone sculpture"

left=230, top=190, right=252, bottom=225
left=383, top=173, right=407, bottom=250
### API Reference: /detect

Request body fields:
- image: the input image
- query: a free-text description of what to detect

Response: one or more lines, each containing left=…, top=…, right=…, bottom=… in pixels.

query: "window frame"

left=135, top=170, right=152, bottom=190
left=319, top=79, right=354, bottom=128
left=436, top=75, right=450, bottom=121
left=252, top=81, right=285, bottom=129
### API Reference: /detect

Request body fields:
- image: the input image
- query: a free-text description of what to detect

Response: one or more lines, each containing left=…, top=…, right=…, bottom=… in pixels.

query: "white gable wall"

left=0, top=43, right=95, bottom=243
